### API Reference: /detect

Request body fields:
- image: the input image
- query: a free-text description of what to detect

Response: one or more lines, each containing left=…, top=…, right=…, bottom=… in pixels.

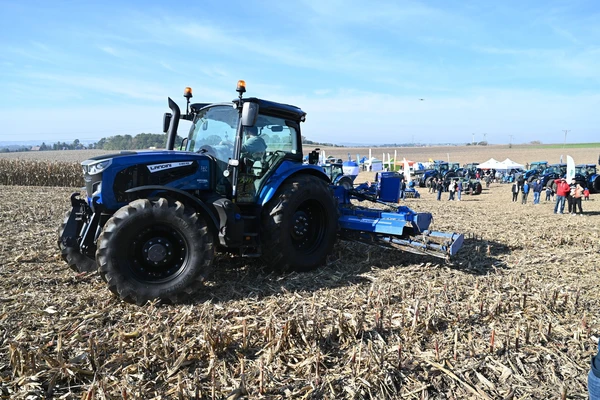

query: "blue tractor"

left=540, top=163, right=567, bottom=189
left=418, top=161, right=458, bottom=189
left=321, top=158, right=356, bottom=190
left=59, top=81, right=463, bottom=305
left=523, top=161, right=548, bottom=182
left=575, top=164, right=600, bottom=193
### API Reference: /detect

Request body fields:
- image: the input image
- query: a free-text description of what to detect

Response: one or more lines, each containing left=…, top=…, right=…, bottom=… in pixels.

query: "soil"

left=0, top=147, right=599, bottom=399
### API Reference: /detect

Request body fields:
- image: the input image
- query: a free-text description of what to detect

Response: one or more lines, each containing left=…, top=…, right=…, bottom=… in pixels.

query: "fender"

left=591, top=174, right=600, bottom=192
left=125, top=185, right=219, bottom=232
left=258, top=162, right=330, bottom=206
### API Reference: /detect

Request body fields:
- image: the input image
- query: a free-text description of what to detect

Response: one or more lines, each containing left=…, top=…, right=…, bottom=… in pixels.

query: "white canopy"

left=499, top=158, right=524, bottom=170
left=478, top=158, right=502, bottom=169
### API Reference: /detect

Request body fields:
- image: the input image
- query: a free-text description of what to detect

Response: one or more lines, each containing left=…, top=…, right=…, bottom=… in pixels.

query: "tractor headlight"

left=87, top=159, right=112, bottom=175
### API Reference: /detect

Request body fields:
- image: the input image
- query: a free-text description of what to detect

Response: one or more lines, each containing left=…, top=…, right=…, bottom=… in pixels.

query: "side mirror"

left=163, top=113, right=172, bottom=133
left=241, top=102, right=258, bottom=126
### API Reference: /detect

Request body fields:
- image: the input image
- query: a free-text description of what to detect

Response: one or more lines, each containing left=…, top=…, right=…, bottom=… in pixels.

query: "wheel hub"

left=131, top=227, right=186, bottom=281
left=291, top=211, right=310, bottom=241
left=145, top=240, right=170, bottom=263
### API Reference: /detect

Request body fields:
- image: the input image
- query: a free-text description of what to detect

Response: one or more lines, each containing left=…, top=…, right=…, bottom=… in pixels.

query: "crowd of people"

left=509, top=175, right=587, bottom=215
left=427, top=177, right=465, bottom=201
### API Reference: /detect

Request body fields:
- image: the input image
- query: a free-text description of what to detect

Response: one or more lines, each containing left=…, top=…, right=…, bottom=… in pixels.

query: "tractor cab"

left=165, top=81, right=315, bottom=204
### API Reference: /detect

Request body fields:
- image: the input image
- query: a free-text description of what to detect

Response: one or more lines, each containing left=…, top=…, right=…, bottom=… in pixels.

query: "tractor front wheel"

left=261, top=175, right=338, bottom=273
left=96, top=198, right=214, bottom=305
left=58, top=211, right=97, bottom=273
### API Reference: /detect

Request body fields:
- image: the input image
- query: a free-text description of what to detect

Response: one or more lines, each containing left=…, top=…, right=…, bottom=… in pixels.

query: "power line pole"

left=508, top=135, right=513, bottom=148
left=563, top=129, right=570, bottom=148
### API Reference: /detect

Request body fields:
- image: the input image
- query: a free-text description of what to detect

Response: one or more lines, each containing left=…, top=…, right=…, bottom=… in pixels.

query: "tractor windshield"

left=187, top=104, right=239, bottom=164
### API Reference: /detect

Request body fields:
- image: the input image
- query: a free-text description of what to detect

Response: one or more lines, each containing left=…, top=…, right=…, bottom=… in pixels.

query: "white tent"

left=499, top=158, right=524, bottom=171
left=478, top=158, right=502, bottom=169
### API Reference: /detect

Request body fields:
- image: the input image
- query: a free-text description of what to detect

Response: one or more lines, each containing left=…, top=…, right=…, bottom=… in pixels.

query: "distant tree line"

left=94, top=133, right=181, bottom=150
left=0, top=133, right=187, bottom=153
left=301, top=136, right=344, bottom=147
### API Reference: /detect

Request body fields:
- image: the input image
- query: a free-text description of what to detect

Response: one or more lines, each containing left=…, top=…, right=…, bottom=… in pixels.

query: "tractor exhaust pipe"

left=165, top=97, right=181, bottom=150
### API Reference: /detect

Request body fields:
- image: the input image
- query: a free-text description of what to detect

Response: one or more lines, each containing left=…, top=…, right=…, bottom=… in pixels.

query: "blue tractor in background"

left=59, top=81, right=463, bottom=305
left=418, top=161, right=458, bottom=189
left=540, top=163, right=567, bottom=189
left=523, top=161, right=548, bottom=182
left=575, top=164, right=600, bottom=192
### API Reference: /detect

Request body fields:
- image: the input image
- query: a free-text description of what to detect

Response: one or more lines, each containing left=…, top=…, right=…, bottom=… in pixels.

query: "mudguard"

left=257, top=161, right=329, bottom=205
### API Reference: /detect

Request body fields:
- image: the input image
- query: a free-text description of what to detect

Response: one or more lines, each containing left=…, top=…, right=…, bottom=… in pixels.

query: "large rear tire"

left=58, top=211, right=97, bottom=273
left=425, top=177, right=434, bottom=189
left=337, top=176, right=353, bottom=190
left=261, top=175, right=338, bottom=273
left=96, top=198, right=214, bottom=305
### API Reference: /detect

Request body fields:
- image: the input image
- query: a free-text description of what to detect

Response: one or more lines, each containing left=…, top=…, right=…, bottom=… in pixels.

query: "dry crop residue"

left=0, top=170, right=599, bottom=398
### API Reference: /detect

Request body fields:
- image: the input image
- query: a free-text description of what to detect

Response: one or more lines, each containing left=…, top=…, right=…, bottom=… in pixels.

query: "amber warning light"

left=236, top=80, right=246, bottom=93
left=183, top=87, right=193, bottom=99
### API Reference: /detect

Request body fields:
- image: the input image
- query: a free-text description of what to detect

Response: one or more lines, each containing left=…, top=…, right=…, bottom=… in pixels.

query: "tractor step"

left=240, top=246, right=261, bottom=258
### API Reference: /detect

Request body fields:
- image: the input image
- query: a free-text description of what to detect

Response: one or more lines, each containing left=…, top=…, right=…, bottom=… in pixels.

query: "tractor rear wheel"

left=425, top=177, right=434, bottom=189
left=96, top=198, right=214, bottom=305
left=261, top=175, right=338, bottom=273
left=337, top=176, right=353, bottom=190
left=58, top=211, right=97, bottom=273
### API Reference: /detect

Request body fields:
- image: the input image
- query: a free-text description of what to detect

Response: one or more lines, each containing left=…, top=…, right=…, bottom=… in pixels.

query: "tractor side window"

left=256, top=115, right=298, bottom=155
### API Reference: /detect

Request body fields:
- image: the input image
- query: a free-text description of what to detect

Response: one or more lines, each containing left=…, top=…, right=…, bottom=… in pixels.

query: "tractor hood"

left=81, top=150, right=213, bottom=211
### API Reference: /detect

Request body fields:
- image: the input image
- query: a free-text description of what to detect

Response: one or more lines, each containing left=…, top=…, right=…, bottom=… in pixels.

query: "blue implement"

left=334, top=184, right=464, bottom=259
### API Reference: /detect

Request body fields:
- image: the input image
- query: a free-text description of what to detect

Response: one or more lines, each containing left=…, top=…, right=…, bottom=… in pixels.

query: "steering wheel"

left=198, top=145, right=216, bottom=157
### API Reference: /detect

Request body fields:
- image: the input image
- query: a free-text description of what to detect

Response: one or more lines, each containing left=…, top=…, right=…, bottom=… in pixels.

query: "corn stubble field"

left=0, top=146, right=599, bottom=399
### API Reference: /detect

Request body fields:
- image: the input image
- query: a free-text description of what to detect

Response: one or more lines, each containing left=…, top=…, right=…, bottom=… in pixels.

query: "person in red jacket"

left=553, top=178, right=570, bottom=214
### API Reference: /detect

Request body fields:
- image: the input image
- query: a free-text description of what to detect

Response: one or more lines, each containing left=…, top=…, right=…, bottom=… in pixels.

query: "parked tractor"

left=540, top=163, right=567, bottom=189
left=456, top=163, right=480, bottom=179
left=524, top=161, right=548, bottom=182
left=575, top=164, right=600, bottom=192
left=58, top=81, right=463, bottom=305
left=418, top=161, right=458, bottom=189
left=321, top=158, right=355, bottom=189
left=459, top=178, right=483, bottom=195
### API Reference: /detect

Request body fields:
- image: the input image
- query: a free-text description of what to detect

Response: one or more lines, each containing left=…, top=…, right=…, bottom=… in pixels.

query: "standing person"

left=532, top=179, right=542, bottom=204
left=567, top=178, right=577, bottom=214
left=399, top=178, right=406, bottom=201
left=436, top=179, right=443, bottom=201
left=545, top=185, right=553, bottom=202
left=456, top=179, right=462, bottom=201
left=521, top=180, right=530, bottom=204
left=553, top=178, right=570, bottom=214
left=572, top=182, right=584, bottom=215
left=511, top=182, right=519, bottom=202
left=584, top=187, right=590, bottom=201
left=448, top=179, right=456, bottom=201
left=430, top=178, right=436, bottom=194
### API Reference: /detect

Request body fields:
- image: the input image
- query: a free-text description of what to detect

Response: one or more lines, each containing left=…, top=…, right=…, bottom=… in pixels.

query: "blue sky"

left=1, top=0, right=599, bottom=145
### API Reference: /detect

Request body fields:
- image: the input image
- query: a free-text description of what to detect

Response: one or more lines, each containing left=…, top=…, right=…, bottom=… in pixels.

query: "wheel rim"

left=129, top=224, right=188, bottom=283
left=290, top=200, right=326, bottom=253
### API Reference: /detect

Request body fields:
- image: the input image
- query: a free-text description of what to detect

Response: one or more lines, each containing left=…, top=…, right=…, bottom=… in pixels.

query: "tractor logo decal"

left=147, top=161, right=193, bottom=173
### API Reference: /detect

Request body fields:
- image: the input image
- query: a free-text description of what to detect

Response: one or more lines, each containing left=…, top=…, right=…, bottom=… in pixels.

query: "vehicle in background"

left=321, top=159, right=356, bottom=189
left=456, top=162, right=480, bottom=178
left=541, top=163, right=567, bottom=188
left=418, top=161, right=458, bottom=188
left=524, top=161, right=548, bottom=182
left=575, top=164, right=600, bottom=192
